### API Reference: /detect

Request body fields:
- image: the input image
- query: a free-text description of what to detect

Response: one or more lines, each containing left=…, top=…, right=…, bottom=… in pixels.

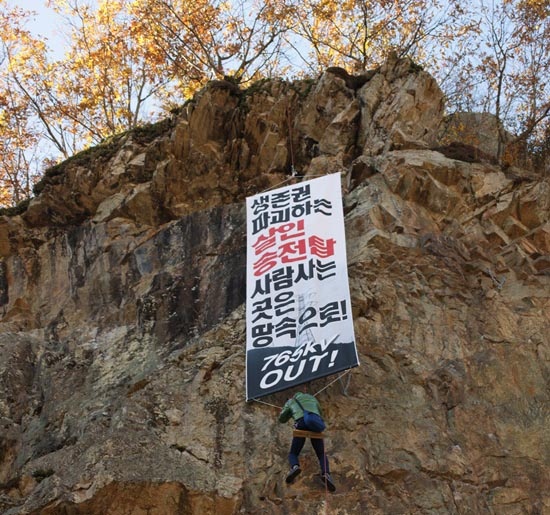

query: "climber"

left=278, top=391, right=336, bottom=492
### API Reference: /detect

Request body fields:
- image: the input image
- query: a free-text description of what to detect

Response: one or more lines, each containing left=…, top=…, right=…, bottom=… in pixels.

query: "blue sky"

left=8, top=0, right=66, bottom=57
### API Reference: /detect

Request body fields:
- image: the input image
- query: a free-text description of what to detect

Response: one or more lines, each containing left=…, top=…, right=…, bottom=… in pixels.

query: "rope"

left=313, top=368, right=352, bottom=398
left=250, top=364, right=353, bottom=408
left=261, top=176, right=295, bottom=193
left=299, top=174, right=337, bottom=177
left=257, top=173, right=336, bottom=195
left=286, top=105, right=296, bottom=176
left=250, top=398, right=282, bottom=409
left=339, top=371, right=352, bottom=396
left=323, top=451, right=330, bottom=514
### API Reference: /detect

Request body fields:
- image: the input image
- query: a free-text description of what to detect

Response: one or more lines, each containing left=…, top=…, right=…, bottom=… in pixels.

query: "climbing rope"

left=250, top=398, right=282, bottom=410
left=262, top=176, right=296, bottom=193
left=286, top=105, right=296, bottom=177
left=323, top=451, right=330, bottom=514
left=313, top=368, right=352, bottom=398
left=260, top=173, right=335, bottom=194
left=339, top=370, right=352, bottom=397
left=250, top=368, right=353, bottom=409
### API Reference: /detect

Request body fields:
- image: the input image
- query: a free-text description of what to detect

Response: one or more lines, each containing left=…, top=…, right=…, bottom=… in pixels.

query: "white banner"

left=246, top=173, right=358, bottom=400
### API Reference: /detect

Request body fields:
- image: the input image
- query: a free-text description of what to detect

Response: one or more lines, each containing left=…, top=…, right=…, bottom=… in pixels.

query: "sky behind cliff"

left=8, top=0, right=64, bottom=56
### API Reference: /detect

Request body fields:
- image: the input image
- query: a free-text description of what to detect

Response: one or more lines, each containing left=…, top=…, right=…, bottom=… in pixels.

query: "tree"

left=0, top=1, right=43, bottom=205
left=444, top=0, right=550, bottom=164
left=128, top=0, right=292, bottom=89
left=0, top=85, right=39, bottom=205
left=282, top=0, right=468, bottom=74
left=1, top=0, right=176, bottom=161
left=507, top=0, right=550, bottom=167
left=0, top=0, right=181, bottom=207
left=43, top=0, right=176, bottom=151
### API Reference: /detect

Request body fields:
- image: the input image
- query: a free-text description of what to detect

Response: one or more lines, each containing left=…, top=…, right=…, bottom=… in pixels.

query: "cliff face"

left=0, top=56, right=549, bottom=514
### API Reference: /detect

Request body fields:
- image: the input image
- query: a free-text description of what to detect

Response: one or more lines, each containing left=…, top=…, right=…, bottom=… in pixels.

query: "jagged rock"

left=358, top=56, right=445, bottom=155
left=0, top=57, right=549, bottom=514
left=438, top=112, right=514, bottom=162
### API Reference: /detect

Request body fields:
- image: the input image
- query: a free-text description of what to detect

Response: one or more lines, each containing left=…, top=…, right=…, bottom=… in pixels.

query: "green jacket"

left=278, top=392, right=323, bottom=423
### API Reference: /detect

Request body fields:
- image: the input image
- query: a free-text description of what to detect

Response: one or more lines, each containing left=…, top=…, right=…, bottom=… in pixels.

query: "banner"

left=246, top=173, right=359, bottom=400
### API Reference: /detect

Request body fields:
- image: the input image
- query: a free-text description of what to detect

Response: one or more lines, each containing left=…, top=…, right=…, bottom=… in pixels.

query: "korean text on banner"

left=245, top=173, right=359, bottom=400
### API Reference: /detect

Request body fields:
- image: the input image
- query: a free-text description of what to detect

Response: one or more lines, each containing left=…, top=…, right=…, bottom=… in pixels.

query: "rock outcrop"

left=0, top=56, right=548, bottom=514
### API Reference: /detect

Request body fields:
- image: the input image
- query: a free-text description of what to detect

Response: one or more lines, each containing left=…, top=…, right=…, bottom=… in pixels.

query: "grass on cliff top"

left=0, top=197, right=31, bottom=217
left=0, top=118, right=174, bottom=218
left=33, top=118, right=174, bottom=195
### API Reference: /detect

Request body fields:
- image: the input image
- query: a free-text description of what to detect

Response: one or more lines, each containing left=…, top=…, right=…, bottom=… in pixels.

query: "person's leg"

left=311, top=438, right=336, bottom=491
left=310, top=438, right=330, bottom=475
left=286, top=418, right=307, bottom=483
left=288, top=417, right=308, bottom=468
left=288, top=436, right=306, bottom=469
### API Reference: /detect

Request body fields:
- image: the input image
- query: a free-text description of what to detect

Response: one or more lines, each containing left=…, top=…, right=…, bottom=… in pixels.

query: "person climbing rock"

left=278, top=391, right=336, bottom=492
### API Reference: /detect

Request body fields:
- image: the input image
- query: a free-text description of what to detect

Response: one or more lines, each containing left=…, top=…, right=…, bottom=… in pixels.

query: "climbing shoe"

left=285, top=465, right=301, bottom=484
left=320, top=473, right=336, bottom=492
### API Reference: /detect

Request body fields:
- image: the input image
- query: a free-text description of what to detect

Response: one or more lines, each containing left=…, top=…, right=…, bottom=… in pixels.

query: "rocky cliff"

left=0, top=56, right=549, bottom=514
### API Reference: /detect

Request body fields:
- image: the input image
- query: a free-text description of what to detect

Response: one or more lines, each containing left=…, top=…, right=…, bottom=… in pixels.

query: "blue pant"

left=288, top=418, right=330, bottom=475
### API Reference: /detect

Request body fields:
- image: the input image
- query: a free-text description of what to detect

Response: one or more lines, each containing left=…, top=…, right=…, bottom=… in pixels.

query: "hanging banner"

left=246, top=173, right=359, bottom=400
